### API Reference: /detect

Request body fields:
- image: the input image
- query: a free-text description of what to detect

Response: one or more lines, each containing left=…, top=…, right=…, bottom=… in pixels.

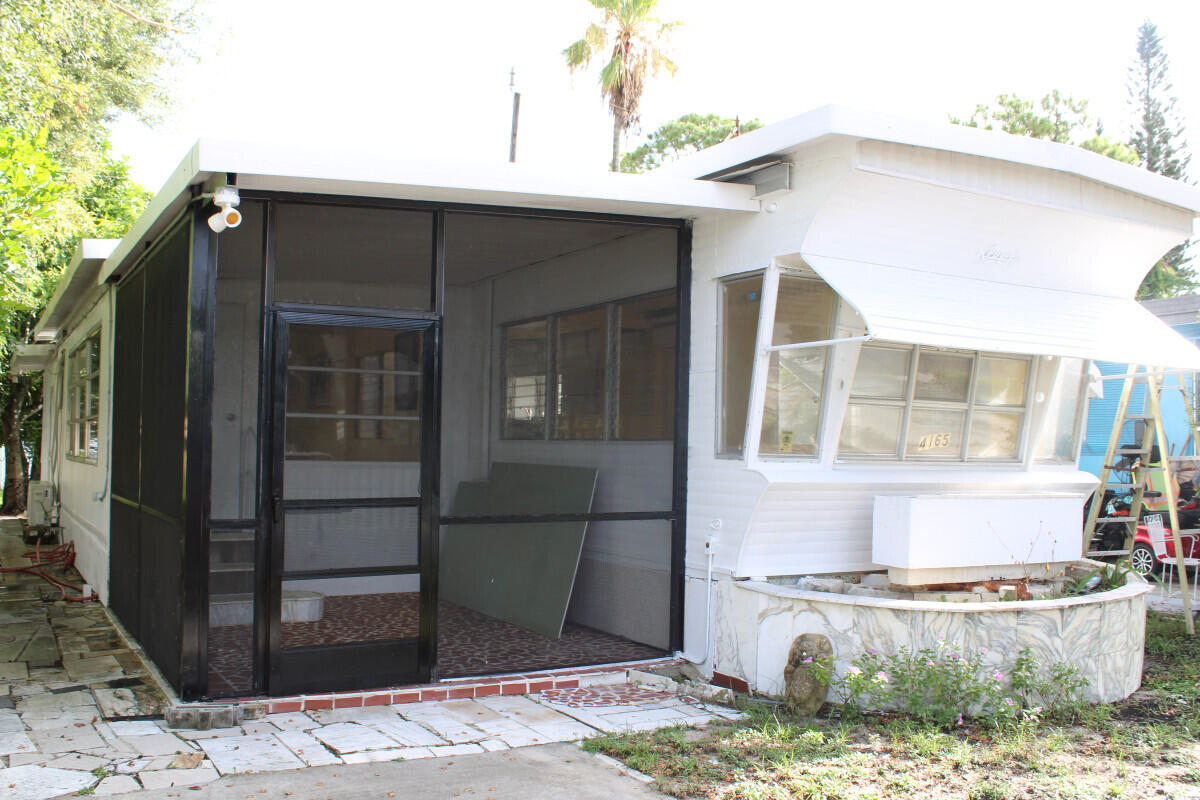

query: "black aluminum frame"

left=193, top=190, right=692, bottom=698
left=266, top=311, right=437, bottom=694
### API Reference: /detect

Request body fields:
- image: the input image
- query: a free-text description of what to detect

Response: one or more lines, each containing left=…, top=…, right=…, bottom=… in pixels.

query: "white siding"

left=42, top=294, right=113, bottom=603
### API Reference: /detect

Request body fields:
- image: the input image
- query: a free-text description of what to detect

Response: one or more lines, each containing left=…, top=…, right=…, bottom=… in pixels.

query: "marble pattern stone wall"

left=712, top=568, right=1149, bottom=705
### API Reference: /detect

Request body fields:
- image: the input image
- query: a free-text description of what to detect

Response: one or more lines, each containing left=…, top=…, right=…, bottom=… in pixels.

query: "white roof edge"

left=97, top=138, right=759, bottom=285
left=34, top=238, right=120, bottom=340
left=655, top=104, right=1200, bottom=215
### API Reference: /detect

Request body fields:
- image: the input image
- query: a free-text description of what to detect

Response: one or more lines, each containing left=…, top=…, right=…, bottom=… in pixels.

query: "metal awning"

left=801, top=253, right=1200, bottom=370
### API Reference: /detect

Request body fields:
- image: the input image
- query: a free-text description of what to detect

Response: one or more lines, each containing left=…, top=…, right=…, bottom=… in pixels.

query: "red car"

left=1123, top=518, right=1200, bottom=576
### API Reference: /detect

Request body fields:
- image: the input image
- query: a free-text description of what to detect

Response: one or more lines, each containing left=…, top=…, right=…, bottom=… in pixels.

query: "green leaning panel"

left=439, top=462, right=597, bottom=639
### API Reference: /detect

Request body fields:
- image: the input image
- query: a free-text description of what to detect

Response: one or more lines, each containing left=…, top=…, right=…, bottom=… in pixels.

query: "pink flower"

left=956, top=713, right=964, bottom=726
left=1004, top=697, right=1015, bottom=706
left=868, top=648, right=877, bottom=656
left=980, top=647, right=988, bottom=655
left=993, top=670, right=1003, bottom=682
left=802, top=656, right=813, bottom=664
left=848, top=665, right=862, bottom=676
left=926, top=660, right=935, bottom=667
left=874, top=671, right=890, bottom=683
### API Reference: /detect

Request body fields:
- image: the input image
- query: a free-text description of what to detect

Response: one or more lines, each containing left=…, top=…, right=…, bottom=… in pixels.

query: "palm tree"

left=563, top=0, right=679, bottom=172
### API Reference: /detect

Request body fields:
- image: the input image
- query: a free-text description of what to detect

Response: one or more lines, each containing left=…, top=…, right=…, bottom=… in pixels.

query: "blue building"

left=1081, top=295, right=1200, bottom=478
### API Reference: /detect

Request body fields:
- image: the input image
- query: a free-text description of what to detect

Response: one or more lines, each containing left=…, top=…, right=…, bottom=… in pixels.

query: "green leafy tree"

left=1127, top=20, right=1192, bottom=299
left=951, top=91, right=1137, bottom=163
left=620, top=113, right=762, bottom=173
left=563, top=0, right=680, bottom=172
left=0, top=0, right=191, bottom=510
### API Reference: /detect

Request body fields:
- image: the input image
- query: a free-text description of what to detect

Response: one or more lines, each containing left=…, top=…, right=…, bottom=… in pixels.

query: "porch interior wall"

left=442, top=224, right=677, bottom=650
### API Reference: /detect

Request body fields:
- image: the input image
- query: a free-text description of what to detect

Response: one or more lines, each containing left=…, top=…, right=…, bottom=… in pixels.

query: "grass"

left=584, top=610, right=1200, bottom=799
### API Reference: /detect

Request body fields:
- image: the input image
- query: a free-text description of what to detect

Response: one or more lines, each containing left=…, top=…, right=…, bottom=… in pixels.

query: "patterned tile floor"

left=0, top=519, right=742, bottom=799
left=209, top=593, right=665, bottom=695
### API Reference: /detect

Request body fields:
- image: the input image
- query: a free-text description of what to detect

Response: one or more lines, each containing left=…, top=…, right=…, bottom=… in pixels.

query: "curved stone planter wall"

left=712, top=563, right=1151, bottom=705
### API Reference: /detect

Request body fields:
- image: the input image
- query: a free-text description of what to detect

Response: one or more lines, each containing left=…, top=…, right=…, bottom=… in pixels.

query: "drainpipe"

left=677, top=536, right=716, bottom=666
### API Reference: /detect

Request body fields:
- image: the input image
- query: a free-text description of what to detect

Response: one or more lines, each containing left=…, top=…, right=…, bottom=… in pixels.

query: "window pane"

left=759, top=277, right=834, bottom=456
left=87, top=335, right=100, bottom=374
left=969, top=411, right=1022, bottom=459
left=502, top=321, right=547, bottom=439
left=760, top=349, right=826, bottom=455
left=905, top=408, right=965, bottom=457
left=616, top=293, right=675, bottom=440
left=720, top=276, right=762, bottom=455
left=86, top=420, right=99, bottom=460
left=839, top=403, right=903, bottom=456
left=769, top=277, right=834, bottom=346
left=914, top=352, right=972, bottom=402
left=274, top=204, right=432, bottom=310
left=553, top=308, right=606, bottom=440
left=1036, top=357, right=1086, bottom=461
left=976, top=357, right=1028, bottom=406
left=850, top=346, right=910, bottom=399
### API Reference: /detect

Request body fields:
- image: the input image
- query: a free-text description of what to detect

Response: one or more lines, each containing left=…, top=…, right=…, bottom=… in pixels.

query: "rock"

left=859, top=573, right=891, bottom=587
left=796, top=577, right=846, bottom=593
left=783, top=634, right=833, bottom=716
left=846, top=586, right=911, bottom=600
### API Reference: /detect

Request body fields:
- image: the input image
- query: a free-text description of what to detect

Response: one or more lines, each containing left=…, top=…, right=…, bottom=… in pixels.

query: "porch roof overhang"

left=11, top=343, right=55, bottom=374
left=32, top=238, right=119, bottom=344
left=96, top=138, right=759, bottom=285
left=802, top=253, right=1200, bottom=370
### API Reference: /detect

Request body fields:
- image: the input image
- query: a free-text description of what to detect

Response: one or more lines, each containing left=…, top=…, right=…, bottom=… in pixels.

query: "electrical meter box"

left=26, top=481, right=55, bottom=528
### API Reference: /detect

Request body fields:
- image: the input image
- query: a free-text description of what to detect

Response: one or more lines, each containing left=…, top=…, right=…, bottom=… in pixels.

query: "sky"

left=111, top=0, right=1200, bottom=193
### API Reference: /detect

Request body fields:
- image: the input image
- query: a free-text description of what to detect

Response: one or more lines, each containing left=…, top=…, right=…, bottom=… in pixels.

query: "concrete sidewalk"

left=91, top=743, right=666, bottom=800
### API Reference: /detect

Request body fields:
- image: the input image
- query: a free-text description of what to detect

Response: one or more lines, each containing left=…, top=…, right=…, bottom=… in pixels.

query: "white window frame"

left=742, top=262, right=868, bottom=467
left=66, top=328, right=101, bottom=464
left=837, top=344, right=1054, bottom=463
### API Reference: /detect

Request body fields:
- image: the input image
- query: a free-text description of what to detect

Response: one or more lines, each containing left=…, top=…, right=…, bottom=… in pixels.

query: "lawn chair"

left=1145, top=513, right=1200, bottom=602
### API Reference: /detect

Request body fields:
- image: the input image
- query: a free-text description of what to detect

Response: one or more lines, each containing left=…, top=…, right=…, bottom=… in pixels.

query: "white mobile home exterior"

left=30, top=106, right=1200, bottom=700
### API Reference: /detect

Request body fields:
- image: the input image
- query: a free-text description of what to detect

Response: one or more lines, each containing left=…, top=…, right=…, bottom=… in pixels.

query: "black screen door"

left=267, top=312, right=437, bottom=694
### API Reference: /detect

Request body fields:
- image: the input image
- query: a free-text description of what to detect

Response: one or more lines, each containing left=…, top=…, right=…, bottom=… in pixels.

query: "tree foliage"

left=563, top=0, right=680, bottom=172
left=0, top=0, right=189, bottom=510
left=1127, top=20, right=1192, bottom=299
left=951, top=91, right=1137, bottom=163
left=620, top=113, right=762, bottom=173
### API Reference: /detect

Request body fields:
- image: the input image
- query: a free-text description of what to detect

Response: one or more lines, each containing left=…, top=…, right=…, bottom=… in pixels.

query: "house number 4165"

left=917, top=432, right=952, bottom=451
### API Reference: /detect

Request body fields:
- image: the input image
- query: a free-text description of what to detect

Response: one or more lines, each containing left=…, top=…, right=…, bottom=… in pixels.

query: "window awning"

left=801, top=253, right=1200, bottom=370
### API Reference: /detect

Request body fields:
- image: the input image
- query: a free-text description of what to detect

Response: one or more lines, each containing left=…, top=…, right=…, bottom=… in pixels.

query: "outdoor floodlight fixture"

left=207, top=185, right=242, bottom=233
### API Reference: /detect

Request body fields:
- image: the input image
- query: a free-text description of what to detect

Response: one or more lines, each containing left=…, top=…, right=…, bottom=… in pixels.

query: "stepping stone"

left=310, top=722, right=401, bottom=754
left=16, top=689, right=94, bottom=711
left=94, top=774, right=141, bottom=795
left=0, top=764, right=95, bottom=800
left=274, top=730, right=342, bottom=766
left=364, top=717, right=447, bottom=747
left=199, top=734, right=305, bottom=774
left=64, top=655, right=123, bottom=683
left=95, top=688, right=141, bottom=718
left=29, top=725, right=106, bottom=753
left=137, top=765, right=219, bottom=790
left=0, top=728, right=37, bottom=757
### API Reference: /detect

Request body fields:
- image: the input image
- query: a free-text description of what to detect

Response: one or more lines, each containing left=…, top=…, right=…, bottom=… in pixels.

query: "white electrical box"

left=27, top=481, right=55, bottom=528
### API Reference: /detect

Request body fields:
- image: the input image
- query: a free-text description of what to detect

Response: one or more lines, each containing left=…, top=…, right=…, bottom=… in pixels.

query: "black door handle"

left=272, top=495, right=282, bottom=524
